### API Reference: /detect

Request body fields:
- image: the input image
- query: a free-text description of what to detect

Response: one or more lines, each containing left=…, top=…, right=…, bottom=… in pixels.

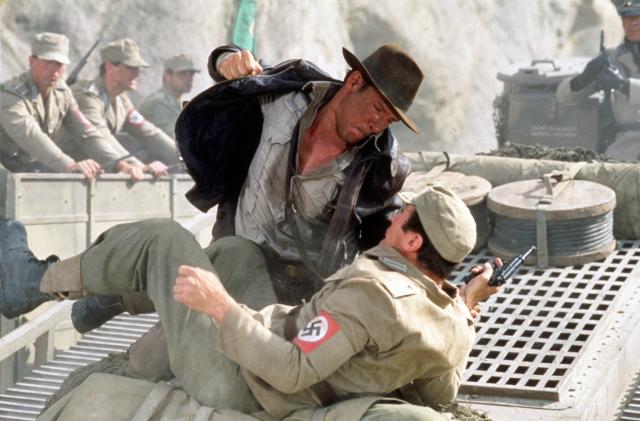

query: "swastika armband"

left=127, top=109, right=145, bottom=127
left=293, top=311, right=341, bottom=354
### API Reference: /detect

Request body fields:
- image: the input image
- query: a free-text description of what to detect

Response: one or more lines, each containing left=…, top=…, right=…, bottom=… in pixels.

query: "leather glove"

left=596, top=64, right=630, bottom=94
left=570, top=54, right=609, bottom=92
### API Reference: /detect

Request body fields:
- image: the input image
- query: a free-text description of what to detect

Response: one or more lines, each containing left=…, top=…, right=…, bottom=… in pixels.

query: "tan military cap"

left=399, top=186, right=476, bottom=263
left=100, top=38, right=149, bottom=67
left=31, top=32, right=70, bottom=65
left=164, top=54, right=200, bottom=72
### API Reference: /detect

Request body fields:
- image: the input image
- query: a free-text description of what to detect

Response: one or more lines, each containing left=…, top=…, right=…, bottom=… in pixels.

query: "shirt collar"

left=364, top=244, right=461, bottom=307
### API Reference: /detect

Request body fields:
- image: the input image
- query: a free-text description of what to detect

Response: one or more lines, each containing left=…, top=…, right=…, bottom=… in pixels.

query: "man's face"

left=336, top=73, right=399, bottom=144
left=29, top=56, right=65, bottom=92
left=108, top=63, right=141, bottom=91
left=381, top=204, right=417, bottom=249
left=165, top=69, right=196, bottom=95
left=623, top=15, right=640, bottom=42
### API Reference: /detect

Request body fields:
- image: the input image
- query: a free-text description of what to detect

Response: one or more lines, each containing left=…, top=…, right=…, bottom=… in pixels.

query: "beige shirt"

left=138, top=85, right=181, bottom=138
left=235, top=82, right=365, bottom=262
left=69, top=77, right=178, bottom=165
left=0, top=72, right=117, bottom=172
left=216, top=244, right=475, bottom=418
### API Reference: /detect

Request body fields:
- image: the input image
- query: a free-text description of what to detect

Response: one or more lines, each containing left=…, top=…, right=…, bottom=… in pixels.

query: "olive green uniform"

left=138, top=86, right=181, bottom=138
left=0, top=72, right=124, bottom=172
left=68, top=78, right=178, bottom=165
left=51, top=219, right=473, bottom=419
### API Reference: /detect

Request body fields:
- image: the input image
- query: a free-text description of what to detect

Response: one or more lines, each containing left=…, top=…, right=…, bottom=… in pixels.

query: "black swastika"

left=301, top=320, right=323, bottom=337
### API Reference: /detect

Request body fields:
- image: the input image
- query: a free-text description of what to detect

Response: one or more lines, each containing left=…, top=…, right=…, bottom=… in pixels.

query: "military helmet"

left=618, top=0, right=640, bottom=17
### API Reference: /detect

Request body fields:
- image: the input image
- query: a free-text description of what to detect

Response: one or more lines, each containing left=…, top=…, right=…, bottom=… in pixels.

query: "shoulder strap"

left=283, top=121, right=326, bottom=287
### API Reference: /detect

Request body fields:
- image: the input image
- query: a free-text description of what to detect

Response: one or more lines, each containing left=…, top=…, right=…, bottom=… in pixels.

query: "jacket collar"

left=363, top=244, right=460, bottom=307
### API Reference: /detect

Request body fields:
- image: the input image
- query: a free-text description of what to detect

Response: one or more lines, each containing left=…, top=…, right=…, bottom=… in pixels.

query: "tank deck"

left=2, top=242, right=640, bottom=420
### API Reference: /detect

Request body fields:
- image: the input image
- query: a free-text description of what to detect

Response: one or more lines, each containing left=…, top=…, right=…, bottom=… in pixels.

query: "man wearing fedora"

left=71, top=43, right=422, bottom=331
left=66, top=44, right=471, bottom=419
left=557, top=0, right=640, bottom=159
left=139, top=54, right=200, bottom=138
left=0, top=186, right=498, bottom=420
left=180, top=42, right=423, bottom=305
left=65, top=38, right=179, bottom=181
left=0, top=32, right=117, bottom=179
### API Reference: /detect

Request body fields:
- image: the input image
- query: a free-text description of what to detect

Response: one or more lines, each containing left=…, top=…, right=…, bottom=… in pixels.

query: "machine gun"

left=66, top=38, right=101, bottom=86
left=597, top=30, right=620, bottom=153
left=464, top=246, right=536, bottom=287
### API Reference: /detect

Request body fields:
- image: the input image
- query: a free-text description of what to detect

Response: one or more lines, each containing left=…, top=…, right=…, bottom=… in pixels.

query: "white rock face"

left=0, top=0, right=624, bottom=153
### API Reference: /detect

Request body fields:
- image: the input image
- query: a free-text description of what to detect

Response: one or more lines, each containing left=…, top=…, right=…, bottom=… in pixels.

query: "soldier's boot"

left=0, top=219, right=81, bottom=318
left=72, top=292, right=155, bottom=333
left=71, top=295, right=124, bottom=333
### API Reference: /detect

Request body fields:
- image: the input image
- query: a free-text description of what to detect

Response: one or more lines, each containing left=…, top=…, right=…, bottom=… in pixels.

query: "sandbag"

left=407, top=152, right=640, bottom=240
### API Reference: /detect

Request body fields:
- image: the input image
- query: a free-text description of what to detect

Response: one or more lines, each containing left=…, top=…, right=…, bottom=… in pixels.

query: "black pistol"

left=464, top=246, right=536, bottom=286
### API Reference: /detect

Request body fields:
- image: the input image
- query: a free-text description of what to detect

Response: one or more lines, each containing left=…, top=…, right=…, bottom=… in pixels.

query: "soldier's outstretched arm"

left=175, top=266, right=373, bottom=395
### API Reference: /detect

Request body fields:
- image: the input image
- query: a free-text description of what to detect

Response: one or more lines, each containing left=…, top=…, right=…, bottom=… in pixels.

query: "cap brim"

left=342, top=47, right=420, bottom=134
left=620, top=9, right=640, bottom=16
left=36, top=52, right=70, bottom=65
left=122, top=58, right=150, bottom=68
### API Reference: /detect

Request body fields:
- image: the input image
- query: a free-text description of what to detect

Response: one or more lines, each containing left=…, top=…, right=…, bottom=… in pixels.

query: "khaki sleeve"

left=413, top=363, right=464, bottom=407
left=61, top=95, right=125, bottom=169
left=73, top=91, right=136, bottom=170
left=0, top=92, right=74, bottom=172
left=215, top=280, right=391, bottom=394
left=122, top=97, right=178, bottom=164
left=139, top=99, right=176, bottom=138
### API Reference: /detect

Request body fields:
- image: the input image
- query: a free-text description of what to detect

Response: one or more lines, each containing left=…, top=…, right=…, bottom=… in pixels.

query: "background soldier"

left=67, top=38, right=179, bottom=180
left=557, top=0, right=640, bottom=160
left=139, top=54, right=199, bottom=137
left=0, top=32, right=123, bottom=179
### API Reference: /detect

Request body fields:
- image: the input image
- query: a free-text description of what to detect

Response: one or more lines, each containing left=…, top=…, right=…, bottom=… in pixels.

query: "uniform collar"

left=364, top=244, right=460, bottom=307
left=21, top=72, right=43, bottom=101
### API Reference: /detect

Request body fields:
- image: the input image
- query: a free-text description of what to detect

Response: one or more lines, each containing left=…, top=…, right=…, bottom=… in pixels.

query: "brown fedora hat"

left=343, top=43, right=424, bottom=133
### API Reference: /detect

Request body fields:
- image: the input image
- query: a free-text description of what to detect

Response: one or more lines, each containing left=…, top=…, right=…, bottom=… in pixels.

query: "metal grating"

left=451, top=240, right=640, bottom=401
left=616, top=370, right=640, bottom=421
left=0, top=313, right=158, bottom=420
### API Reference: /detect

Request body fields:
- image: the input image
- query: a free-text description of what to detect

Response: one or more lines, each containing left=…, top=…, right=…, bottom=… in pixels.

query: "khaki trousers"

left=80, top=219, right=261, bottom=413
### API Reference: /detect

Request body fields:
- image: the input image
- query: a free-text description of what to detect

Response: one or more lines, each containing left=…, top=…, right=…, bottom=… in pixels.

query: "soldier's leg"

left=78, top=219, right=260, bottom=411
left=125, top=235, right=276, bottom=382
left=204, top=236, right=277, bottom=310
left=0, top=218, right=259, bottom=412
left=360, top=402, right=448, bottom=421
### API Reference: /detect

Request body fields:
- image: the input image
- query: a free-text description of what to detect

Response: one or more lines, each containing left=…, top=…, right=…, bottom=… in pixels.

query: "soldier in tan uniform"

left=0, top=186, right=498, bottom=420
left=68, top=39, right=180, bottom=179
left=0, top=33, right=125, bottom=179
left=557, top=0, right=640, bottom=160
left=138, top=54, right=199, bottom=137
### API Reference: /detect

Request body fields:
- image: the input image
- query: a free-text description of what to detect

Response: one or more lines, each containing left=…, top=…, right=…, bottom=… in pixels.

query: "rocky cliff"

left=0, top=0, right=624, bottom=153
